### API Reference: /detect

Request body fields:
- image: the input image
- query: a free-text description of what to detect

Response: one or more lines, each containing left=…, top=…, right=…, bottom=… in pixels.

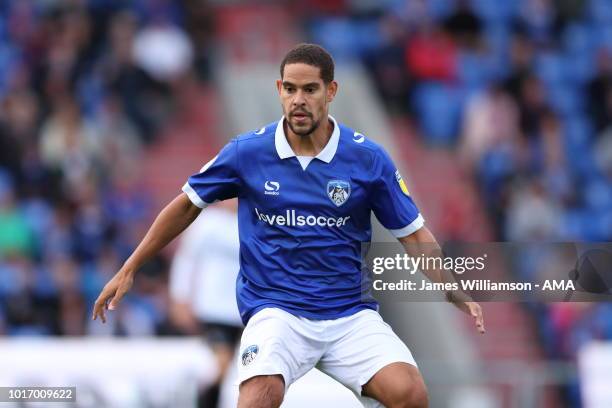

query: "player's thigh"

left=237, top=308, right=321, bottom=392
left=361, top=362, right=428, bottom=408
left=317, top=310, right=421, bottom=401
left=238, top=374, right=284, bottom=408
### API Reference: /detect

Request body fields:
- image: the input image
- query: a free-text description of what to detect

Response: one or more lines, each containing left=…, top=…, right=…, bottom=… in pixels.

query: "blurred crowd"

left=0, top=0, right=216, bottom=336
left=306, top=0, right=612, bottom=241
left=303, top=0, right=612, bottom=405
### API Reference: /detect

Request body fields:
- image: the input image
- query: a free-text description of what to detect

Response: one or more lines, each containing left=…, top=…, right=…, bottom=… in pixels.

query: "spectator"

left=405, top=24, right=457, bottom=81
left=517, top=75, right=548, bottom=139
left=443, top=0, right=483, bottom=49
left=94, top=93, right=142, bottom=168
left=38, top=94, right=101, bottom=192
left=460, top=84, right=520, bottom=168
left=588, top=50, right=612, bottom=133
left=0, top=171, right=34, bottom=258
left=505, top=30, right=535, bottom=101
left=102, top=11, right=163, bottom=143
left=132, top=18, right=194, bottom=83
left=595, top=125, right=612, bottom=180
left=0, top=89, right=40, bottom=188
left=505, top=179, right=562, bottom=241
left=537, top=110, right=573, bottom=203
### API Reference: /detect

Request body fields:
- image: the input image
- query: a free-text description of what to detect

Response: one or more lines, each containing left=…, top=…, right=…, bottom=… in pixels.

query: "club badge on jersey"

left=327, top=180, right=351, bottom=207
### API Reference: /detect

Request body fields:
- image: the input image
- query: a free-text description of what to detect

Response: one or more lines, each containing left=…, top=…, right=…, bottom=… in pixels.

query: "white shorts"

left=237, top=308, right=417, bottom=405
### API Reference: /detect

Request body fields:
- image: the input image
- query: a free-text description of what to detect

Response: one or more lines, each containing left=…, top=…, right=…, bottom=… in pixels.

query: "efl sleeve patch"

left=395, top=170, right=410, bottom=196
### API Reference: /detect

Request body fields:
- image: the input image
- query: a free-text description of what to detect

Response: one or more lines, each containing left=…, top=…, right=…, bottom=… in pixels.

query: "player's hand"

left=92, top=269, right=134, bottom=323
left=457, top=301, right=485, bottom=334
left=445, top=290, right=485, bottom=334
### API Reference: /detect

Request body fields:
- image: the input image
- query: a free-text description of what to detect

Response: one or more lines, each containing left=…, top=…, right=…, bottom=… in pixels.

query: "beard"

left=287, top=114, right=320, bottom=137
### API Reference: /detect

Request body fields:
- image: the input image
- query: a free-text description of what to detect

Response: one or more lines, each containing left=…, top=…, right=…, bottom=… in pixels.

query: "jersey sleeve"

left=182, top=140, right=241, bottom=208
left=370, top=148, right=424, bottom=238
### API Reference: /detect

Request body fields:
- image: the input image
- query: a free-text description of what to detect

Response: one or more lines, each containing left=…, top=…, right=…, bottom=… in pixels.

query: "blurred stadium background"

left=0, top=0, right=611, bottom=407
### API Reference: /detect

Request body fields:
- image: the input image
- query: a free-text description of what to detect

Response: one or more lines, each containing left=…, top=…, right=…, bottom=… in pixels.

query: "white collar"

left=275, top=114, right=340, bottom=163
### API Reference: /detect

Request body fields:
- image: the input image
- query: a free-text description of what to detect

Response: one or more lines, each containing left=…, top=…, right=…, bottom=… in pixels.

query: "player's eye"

left=305, top=87, right=315, bottom=93
left=285, top=86, right=295, bottom=93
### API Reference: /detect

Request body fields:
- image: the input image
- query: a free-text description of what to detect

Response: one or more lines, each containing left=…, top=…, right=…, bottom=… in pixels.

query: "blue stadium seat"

left=581, top=211, right=612, bottom=240
left=482, top=26, right=513, bottom=80
left=535, top=52, right=567, bottom=85
left=457, top=52, right=494, bottom=87
left=77, top=73, right=105, bottom=119
left=594, top=23, right=612, bottom=51
left=562, top=210, right=587, bottom=240
left=585, top=180, right=612, bottom=210
left=547, top=84, right=583, bottom=115
left=563, top=117, right=599, bottom=178
left=309, top=18, right=357, bottom=62
left=596, top=210, right=612, bottom=239
left=563, top=23, right=595, bottom=54
left=471, top=0, right=517, bottom=23
left=571, top=209, right=605, bottom=240
left=426, top=0, right=456, bottom=20
left=565, top=51, right=596, bottom=84
left=309, top=18, right=383, bottom=62
left=564, top=116, right=594, bottom=145
left=412, top=82, right=463, bottom=146
left=0, top=43, right=19, bottom=97
left=352, top=20, right=385, bottom=56
left=589, top=0, right=612, bottom=24
left=478, top=148, right=516, bottom=199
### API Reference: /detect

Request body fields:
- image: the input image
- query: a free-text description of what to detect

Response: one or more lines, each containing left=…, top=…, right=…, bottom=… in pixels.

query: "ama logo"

left=241, top=345, right=259, bottom=366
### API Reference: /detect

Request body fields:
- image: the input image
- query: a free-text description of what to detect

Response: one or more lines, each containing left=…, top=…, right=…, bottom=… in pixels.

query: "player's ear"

left=276, top=79, right=283, bottom=95
left=326, top=80, right=338, bottom=103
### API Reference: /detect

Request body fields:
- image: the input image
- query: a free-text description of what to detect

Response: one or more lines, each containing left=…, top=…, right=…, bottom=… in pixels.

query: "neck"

left=284, top=115, right=333, bottom=157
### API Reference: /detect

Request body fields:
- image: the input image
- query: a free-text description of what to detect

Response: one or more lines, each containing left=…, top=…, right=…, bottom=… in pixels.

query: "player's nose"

left=292, top=90, right=307, bottom=106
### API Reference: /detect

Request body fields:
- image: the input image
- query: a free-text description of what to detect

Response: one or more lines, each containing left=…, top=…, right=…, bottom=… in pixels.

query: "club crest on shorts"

left=327, top=180, right=351, bottom=207
left=241, top=345, right=259, bottom=366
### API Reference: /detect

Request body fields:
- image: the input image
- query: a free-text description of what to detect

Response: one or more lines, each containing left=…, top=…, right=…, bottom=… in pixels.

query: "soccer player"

left=93, top=43, right=485, bottom=408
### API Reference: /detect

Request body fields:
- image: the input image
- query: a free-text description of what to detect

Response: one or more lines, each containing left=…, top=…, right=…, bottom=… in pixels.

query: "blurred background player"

left=169, top=199, right=242, bottom=408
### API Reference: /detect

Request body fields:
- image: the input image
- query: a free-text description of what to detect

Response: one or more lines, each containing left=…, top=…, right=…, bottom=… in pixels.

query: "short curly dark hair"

left=280, top=43, right=335, bottom=84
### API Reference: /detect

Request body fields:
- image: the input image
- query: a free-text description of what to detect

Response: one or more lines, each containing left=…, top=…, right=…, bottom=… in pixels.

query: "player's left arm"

left=398, top=227, right=485, bottom=334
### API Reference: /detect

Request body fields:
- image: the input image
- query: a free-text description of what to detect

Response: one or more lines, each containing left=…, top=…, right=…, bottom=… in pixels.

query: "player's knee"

left=388, top=379, right=428, bottom=408
left=238, top=375, right=284, bottom=408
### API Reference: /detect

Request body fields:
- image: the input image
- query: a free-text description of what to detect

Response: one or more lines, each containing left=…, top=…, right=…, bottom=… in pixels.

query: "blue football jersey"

left=183, top=116, right=424, bottom=324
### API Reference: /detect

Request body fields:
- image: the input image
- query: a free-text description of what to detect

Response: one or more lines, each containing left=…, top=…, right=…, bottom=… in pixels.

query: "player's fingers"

left=468, top=303, right=479, bottom=320
left=92, top=300, right=106, bottom=323
left=108, top=286, right=128, bottom=310
left=474, top=307, right=485, bottom=334
left=93, top=290, right=113, bottom=323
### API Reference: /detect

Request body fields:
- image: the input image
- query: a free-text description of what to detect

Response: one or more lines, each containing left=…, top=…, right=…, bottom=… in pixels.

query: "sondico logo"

left=264, top=181, right=280, bottom=196
left=255, top=208, right=350, bottom=228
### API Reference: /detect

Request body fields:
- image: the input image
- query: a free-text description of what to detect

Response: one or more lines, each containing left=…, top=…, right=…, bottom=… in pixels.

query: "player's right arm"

left=93, top=138, right=242, bottom=323
left=92, top=192, right=201, bottom=323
